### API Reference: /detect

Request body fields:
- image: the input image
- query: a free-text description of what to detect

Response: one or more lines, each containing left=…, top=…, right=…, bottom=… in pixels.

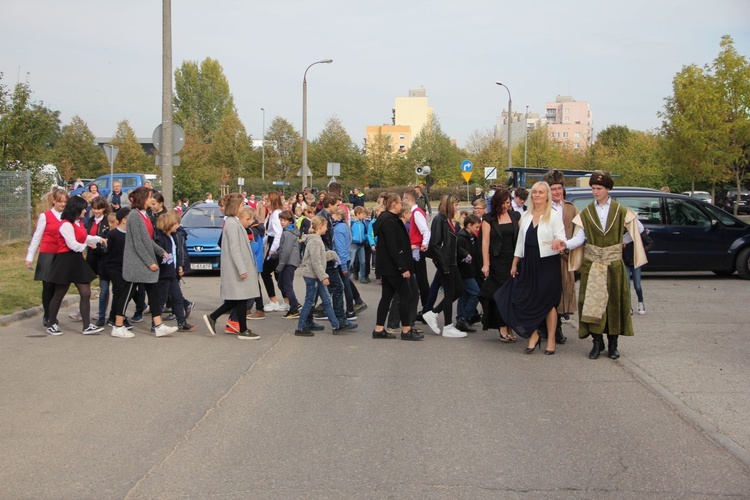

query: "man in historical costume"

left=538, top=169, right=579, bottom=345
left=553, top=171, right=647, bottom=359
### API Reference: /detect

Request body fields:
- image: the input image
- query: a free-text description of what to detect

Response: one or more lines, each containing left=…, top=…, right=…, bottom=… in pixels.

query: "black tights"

left=432, top=267, right=463, bottom=325
left=48, top=283, right=92, bottom=327
left=211, top=300, right=248, bottom=332
left=42, top=281, right=56, bottom=319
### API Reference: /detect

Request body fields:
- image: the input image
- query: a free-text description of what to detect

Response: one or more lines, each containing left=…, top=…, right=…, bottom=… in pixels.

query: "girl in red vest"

left=45, top=196, right=107, bottom=335
left=25, top=189, right=68, bottom=328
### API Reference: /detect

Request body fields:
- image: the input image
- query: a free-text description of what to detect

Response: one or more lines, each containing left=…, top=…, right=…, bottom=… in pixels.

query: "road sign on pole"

left=485, top=167, right=498, bottom=180
left=460, top=160, right=473, bottom=172
left=103, top=145, right=119, bottom=196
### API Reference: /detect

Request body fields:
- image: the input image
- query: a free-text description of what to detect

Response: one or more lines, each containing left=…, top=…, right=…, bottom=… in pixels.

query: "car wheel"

left=736, top=247, right=750, bottom=280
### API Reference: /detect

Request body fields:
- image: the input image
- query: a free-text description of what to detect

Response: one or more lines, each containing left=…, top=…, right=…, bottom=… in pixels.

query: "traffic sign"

left=461, top=160, right=473, bottom=172
left=485, top=167, right=498, bottom=180
left=461, top=171, right=473, bottom=183
left=152, top=123, right=186, bottom=154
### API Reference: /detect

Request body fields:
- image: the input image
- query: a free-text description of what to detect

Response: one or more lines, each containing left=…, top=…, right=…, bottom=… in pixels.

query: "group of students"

left=26, top=186, right=194, bottom=338
left=369, top=170, right=648, bottom=360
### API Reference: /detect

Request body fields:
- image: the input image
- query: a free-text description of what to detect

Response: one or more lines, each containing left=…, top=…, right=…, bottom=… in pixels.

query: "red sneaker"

left=225, top=319, right=240, bottom=334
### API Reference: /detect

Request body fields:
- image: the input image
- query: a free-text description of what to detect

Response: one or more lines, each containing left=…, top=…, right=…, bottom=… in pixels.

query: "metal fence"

left=0, top=171, right=32, bottom=244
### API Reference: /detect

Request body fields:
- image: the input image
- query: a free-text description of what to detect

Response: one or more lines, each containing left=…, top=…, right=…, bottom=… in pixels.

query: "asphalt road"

left=1, top=270, right=749, bottom=499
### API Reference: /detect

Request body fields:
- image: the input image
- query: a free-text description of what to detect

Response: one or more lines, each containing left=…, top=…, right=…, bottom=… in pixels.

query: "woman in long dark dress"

left=495, top=182, right=566, bottom=355
left=480, top=188, right=520, bottom=342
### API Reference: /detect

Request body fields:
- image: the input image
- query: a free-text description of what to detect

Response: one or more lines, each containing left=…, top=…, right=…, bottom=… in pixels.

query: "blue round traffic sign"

left=461, top=160, right=473, bottom=172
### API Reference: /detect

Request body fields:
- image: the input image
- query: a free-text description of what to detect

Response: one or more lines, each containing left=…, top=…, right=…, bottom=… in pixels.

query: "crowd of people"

left=25, top=172, right=647, bottom=358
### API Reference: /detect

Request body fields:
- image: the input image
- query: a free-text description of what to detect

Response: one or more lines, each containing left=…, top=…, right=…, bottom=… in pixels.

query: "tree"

left=308, top=116, right=364, bottom=184
left=588, top=128, right=668, bottom=188
left=465, top=129, right=504, bottom=186
left=53, top=116, right=107, bottom=180
left=174, top=133, right=211, bottom=201
left=109, top=120, right=151, bottom=173
left=209, top=111, right=254, bottom=184
left=0, top=75, right=60, bottom=168
left=265, top=117, right=301, bottom=181
left=407, top=112, right=462, bottom=187
left=173, top=58, right=235, bottom=143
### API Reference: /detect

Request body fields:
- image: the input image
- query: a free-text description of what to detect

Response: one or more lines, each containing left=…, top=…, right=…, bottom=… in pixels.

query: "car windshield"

left=181, top=206, right=224, bottom=228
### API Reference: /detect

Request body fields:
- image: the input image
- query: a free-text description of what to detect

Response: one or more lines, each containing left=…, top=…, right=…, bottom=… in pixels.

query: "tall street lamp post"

left=261, top=107, right=265, bottom=180
left=495, top=81, right=513, bottom=171
left=524, top=105, right=529, bottom=168
left=302, top=59, right=333, bottom=190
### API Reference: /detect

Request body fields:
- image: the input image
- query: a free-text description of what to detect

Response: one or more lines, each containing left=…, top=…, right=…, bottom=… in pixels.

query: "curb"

left=0, top=296, right=81, bottom=327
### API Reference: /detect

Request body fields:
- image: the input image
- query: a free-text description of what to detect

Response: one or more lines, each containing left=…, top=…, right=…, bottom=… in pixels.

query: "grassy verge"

left=0, top=241, right=86, bottom=316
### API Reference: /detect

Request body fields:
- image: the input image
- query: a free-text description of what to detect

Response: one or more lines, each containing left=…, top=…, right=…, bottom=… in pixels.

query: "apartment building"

left=364, top=87, right=433, bottom=155
left=545, top=96, right=593, bottom=150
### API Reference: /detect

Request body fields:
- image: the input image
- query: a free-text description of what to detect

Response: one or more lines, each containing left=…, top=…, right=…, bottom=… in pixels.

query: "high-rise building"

left=365, top=87, right=433, bottom=155
left=364, top=125, right=412, bottom=155
left=545, top=96, right=593, bottom=150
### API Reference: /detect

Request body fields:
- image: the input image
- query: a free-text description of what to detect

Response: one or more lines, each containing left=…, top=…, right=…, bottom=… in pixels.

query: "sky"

left=2, top=0, right=749, bottom=151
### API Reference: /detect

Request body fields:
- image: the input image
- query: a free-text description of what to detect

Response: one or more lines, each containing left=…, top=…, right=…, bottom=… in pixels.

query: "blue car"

left=564, top=187, right=750, bottom=279
left=182, top=202, right=223, bottom=271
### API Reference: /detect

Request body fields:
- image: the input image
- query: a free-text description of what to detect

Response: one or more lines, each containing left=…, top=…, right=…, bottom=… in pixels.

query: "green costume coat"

left=575, top=200, right=635, bottom=338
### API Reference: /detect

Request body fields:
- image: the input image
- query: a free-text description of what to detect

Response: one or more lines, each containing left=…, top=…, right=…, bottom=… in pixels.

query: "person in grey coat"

left=276, top=210, right=301, bottom=316
left=203, top=195, right=260, bottom=339
left=111, top=186, right=177, bottom=338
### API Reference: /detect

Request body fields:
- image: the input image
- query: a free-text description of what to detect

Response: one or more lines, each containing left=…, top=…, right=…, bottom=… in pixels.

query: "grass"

left=0, top=240, right=86, bottom=316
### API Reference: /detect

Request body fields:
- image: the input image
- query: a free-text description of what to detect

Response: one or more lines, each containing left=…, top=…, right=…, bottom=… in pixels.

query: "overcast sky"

left=2, top=0, right=749, bottom=149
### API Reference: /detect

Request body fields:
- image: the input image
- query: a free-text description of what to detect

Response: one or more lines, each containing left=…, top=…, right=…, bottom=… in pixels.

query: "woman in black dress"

left=480, top=188, right=520, bottom=342
left=495, top=182, right=566, bottom=355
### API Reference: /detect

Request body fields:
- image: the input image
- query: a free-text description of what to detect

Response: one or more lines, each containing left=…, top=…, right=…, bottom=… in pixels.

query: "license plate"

left=192, top=263, right=213, bottom=270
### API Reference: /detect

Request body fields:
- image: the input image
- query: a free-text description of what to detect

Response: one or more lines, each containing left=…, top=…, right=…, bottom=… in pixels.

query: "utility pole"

left=161, top=0, right=174, bottom=207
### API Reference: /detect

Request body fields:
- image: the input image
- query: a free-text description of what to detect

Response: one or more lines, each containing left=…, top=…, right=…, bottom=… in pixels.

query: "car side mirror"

left=711, top=219, right=719, bottom=229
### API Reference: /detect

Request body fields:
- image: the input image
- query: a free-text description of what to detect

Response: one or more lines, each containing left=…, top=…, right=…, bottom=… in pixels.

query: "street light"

left=261, top=107, right=265, bottom=180
left=302, top=58, right=333, bottom=190
left=495, top=81, right=513, bottom=171
left=524, top=105, right=529, bottom=168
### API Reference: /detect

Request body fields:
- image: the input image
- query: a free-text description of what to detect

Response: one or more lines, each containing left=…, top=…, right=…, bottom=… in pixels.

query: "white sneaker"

left=422, top=310, right=440, bottom=335
left=637, top=302, right=646, bottom=315
left=278, top=302, right=290, bottom=312
left=46, top=324, right=63, bottom=336
left=263, top=302, right=282, bottom=312
left=82, top=324, right=103, bottom=335
left=442, top=324, right=468, bottom=338
left=154, top=323, right=178, bottom=337
left=68, top=311, right=82, bottom=321
left=111, top=325, right=134, bottom=338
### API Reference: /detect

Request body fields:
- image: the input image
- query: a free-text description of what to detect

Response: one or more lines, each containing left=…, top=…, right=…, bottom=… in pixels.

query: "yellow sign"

left=461, top=171, right=473, bottom=183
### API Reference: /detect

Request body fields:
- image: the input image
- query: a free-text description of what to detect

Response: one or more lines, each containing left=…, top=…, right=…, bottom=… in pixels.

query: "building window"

left=399, top=134, right=405, bottom=140
left=563, top=132, right=568, bottom=138
left=553, top=132, right=560, bottom=138
left=574, top=142, right=580, bottom=148
left=575, top=132, right=581, bottom=138
left=564, top=117, right=570, bottom=123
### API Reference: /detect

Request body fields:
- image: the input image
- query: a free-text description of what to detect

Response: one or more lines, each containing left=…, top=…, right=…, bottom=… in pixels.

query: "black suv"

left=716, top=188, right=750, bottom=215
left=564, top=187, right=750, bottom=279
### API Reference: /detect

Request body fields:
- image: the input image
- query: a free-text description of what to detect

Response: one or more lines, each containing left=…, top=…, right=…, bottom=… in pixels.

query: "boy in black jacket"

left=456, top=214, right=481, bottom=332
left=155, top=211, right=196, bottom=331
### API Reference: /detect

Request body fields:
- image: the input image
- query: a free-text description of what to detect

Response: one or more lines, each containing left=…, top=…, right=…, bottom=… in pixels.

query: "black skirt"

left=46, top=252, right=98, bottom=285
left=33, top=252, right=56, bottom=282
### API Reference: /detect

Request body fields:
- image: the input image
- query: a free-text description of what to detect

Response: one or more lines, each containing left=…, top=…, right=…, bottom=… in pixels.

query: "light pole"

left=302, top=58, right=333, bottom=190
left=524, top=105, right=529, bottom=168
left=261, top=107, right=265, bottom=181
left=495, top=82, right=513, bottom=172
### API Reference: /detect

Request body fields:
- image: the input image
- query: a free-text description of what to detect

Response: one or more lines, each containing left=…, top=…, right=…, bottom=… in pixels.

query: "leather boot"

left=607, top=334, right=620, bottom=359
left=589, top=334, right=605, bottom=359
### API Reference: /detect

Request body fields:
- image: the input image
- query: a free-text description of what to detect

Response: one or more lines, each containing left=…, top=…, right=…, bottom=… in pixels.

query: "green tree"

left=209, top=111, right=254, bottom=185
left=173, top=58, right=235, bottom=143
left=174, top=134, right=212, bottom=202
left=588, top=128, right=667, bottom=188
left=109, top=120, right=151, bottom=173
left=265, top=117, right=301, bottom=181
left=407, top=112, right=462, bottom=187
left=465, top=129, right=504, bottom=186
left=53, top=116, right=106, bottom=180
left=523, top=127, right=566, bottom=170
left=308, top=116, right=364, bottom=184
left=0, top=76, right=60, bottom=168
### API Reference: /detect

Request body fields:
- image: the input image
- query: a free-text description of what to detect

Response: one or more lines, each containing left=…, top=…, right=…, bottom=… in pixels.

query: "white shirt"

left=26, top=208, right=62, bottom=261
left=267, top=209, right=283, bottom=253
left=59, top=220, right=102, bottom=253
left=551, top=200, right=565, bottom=223
left=511, top=199, right=525, bottom=215
left=565, top=198, right=642, bottom=250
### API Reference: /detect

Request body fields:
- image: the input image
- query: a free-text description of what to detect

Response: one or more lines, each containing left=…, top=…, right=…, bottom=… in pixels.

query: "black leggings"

left=48, top=283, right=92, bottom=327
left=211, top=300, right=248, bottom=332
left=432, top=266, right=463, bottom=325
left=42, top=281, right=56, bottom=319
left=376, top=274, right=413, bottom=327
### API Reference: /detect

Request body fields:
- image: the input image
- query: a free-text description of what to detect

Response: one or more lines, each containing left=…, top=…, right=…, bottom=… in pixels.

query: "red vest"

left=409, top=206, right=426, bottom=247
left=39, top=210, right=64, bottom=254
left=57, top=220, right=87, bottom=253
left=139, top=210, right=154, bottom=239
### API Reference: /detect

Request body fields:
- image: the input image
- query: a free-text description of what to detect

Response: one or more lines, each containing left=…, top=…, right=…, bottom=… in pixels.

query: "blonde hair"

left=353, top=206, right=367, bottom=217
left=310, top=215, right=327, bottom=233
left=332, top=206, right=346, bottom=218
left=529, top=181, right=553, bottom=223
left=157, top=210, right=180, bottom=232
left=243, top=206, right=256, bottom=219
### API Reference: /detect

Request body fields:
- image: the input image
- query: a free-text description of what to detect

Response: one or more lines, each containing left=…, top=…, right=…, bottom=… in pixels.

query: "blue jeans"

left=456, top=277, right=480, bottom=322
left=326, top=262, right=346, bottom=324
left=351, top=244, right=366, bottom=279
left=279, top=266, right=299, bottom=311
left=299, top=277, right=339, bottom=330
left=98, top=279, right=110, bottom=320
left=626, top=266, right=643, bottom=302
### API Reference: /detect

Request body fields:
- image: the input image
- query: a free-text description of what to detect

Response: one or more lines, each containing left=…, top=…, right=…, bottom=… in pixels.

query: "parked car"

left=181, top=202, right=223, bottom=271
left=564, top=187, right=750, bottom=279
left=68, top=173, right=155, bottom=198
left=681, top=190, right=712, bottom=205
left=716, top=188, right=750, bottom=215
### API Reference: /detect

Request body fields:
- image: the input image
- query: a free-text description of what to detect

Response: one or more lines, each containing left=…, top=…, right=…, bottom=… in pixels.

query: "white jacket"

left=514, top=210, right=566, bottom=259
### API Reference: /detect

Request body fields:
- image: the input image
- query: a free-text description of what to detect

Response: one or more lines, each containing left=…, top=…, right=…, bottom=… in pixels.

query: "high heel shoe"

left=525, top=338, right=541, bottom=354
left=544, top=349, right=556, bottom=355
